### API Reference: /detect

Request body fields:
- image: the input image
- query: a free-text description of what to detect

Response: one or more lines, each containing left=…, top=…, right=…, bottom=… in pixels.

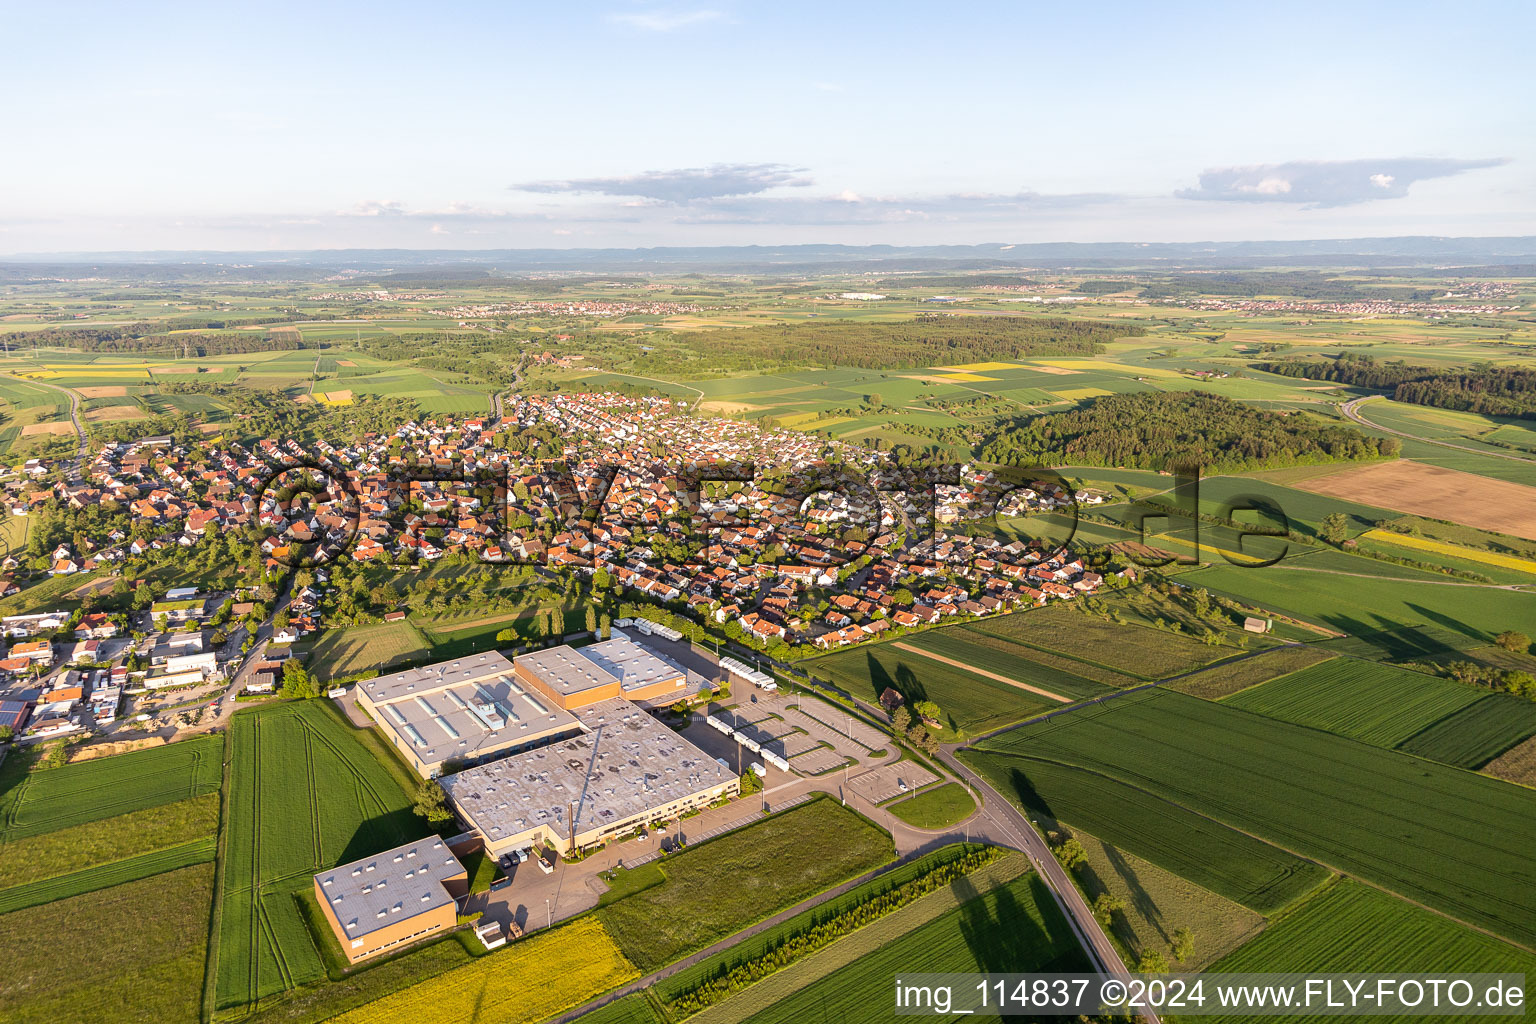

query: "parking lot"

left=847, top=760, right=938, bottom=804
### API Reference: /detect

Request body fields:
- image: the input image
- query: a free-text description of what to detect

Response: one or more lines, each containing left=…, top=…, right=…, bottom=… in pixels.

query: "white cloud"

left=608, top=8, right=722, bottom=31
left=1178, top=157, right=1506, bottom=207
left=512, top=163, right=813, bottom=204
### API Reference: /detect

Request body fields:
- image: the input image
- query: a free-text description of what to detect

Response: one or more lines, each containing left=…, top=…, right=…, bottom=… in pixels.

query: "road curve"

left=3, top=373, right=87, bottom=479
left=940, top=747, right=1159, bottom=1024
left=1341, top=396, right=1536, bottom=465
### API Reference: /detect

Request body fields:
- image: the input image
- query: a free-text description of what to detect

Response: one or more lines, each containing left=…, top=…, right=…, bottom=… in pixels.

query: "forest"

left=1255, top=353, right=1436, bottom=390
left=1394, top=367, right=1536, bottom=419
left=978, top=391, right=1401, bottom=471
left=630, top=314, right=1136, bottom=376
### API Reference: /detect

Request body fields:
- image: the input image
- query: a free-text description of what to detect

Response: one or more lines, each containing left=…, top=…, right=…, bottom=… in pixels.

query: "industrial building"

left=514, top=636, right=689, bottom=709
left=313, top=838, right=467, bottom=963
left=439, top=696, right=740, bottom=858
left=357, top=652, right=584, bottom=777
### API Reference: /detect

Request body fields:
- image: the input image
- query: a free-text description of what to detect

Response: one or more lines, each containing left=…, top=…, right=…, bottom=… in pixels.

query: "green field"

left=0, top=835, right=217, bottom=914
left=1208, top=881, right=1536, bottom=1023
left=1071, top=829, right=1265, bottom=972
left=886, top=782, right=977, bottom=829
left=0, top=861, right=215, bottom=1024
left=970, top=689, right=1536, bottom=946
left=301, top=619, right=429, bottom=680
left=911, top=626, right=1127, bottom=696
left=1185, top=562, right=1536, bottom=654
left=0, top=735, right=222, bottom=840
left=1221, top=658, right=1486, bottom=747
left=970, top=602, right=1233, bottom=680
left=1394, top=694, right=1536, bottom=768
left=966, top=751, right=1327, bottom=913
left=1167, top=646, right=1335, bottom=700
left=594, top=797, right=895, bottom=971
left=0, top=790, right=218, bottom=891
left=807, top=641, right=1055, bottom=736
left=735, top=873, right=1089, bottom=1024
left=215, top=701, right=427, bottom=1010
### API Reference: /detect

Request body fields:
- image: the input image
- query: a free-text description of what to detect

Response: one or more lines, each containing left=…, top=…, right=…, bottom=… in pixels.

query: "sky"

left=2, top=0, right=1533, bottom=252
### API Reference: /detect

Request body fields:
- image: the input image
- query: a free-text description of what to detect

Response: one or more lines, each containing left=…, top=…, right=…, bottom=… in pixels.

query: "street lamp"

left=545, top=897, right=551, bottom=930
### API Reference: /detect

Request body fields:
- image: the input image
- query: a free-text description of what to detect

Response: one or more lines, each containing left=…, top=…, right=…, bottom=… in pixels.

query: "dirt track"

left=891, top=641, right=1071, bottom=703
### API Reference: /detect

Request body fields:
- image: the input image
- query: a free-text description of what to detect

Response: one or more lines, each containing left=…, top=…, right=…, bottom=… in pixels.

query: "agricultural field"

left=0, top=835, right=216, bottom=914
left=806, top=641, right=1058, bottom=737
left=969, top=601, right=1234, bottom=679
left=215, top=701, right=426, bottom=1011
left=731, top=873, right=1089, bottom=1024
left=1481, top=734, right=1536, bottom=787
left=1221, top=658, right=1487, bottom=747
left=1394, top=695, right=1536, bottom=769
left=1183, top=562, right=1536, bottom=654
left=300, top=619, right=429, bottom=680
left=0, top=790, right=218, bottom=891
left=886, top=782, right=977, bottom=829
left=0, top=861, right=215, bottom=1024
left=970, top=689, right=1536, bottom=946
left=1167, top=645, right=1335, bottom=700
left=966, top=751, right=1327, bottom=913
left=1207, top=880, right=1536, bottom=1017
left=327, top=917, right=637, bottom=1024
left=1070, top=829, right=1265, bottom=972
left=653, top=844, right=992, bottom=1006
left=910, top=625, right=1129, bottom=695
left=1360, top=528, right=1536, bottom=577
left=595, top=797, right=894, bottom=971
left=1293, top=458, right=1536, bottom=541
left=0, top=734, right=222, bottom=840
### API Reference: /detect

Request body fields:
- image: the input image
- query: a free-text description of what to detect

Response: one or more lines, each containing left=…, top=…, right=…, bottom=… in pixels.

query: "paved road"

left=939, top=747, right=1157, bottom=1023
left=1342, top=396, right=1536, bottom=465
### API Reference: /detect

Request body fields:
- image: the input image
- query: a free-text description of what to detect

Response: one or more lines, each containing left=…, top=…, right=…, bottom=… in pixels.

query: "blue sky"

left=2, top=0, right=1532, bottom=251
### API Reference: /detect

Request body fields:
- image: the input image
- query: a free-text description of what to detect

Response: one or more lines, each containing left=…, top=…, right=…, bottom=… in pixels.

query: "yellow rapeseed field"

left=1049, top=387, right=1114, bottom=401
left=331, top=917, right=638, bottom=1024
left=1360, top=529, right=1536, bottom=575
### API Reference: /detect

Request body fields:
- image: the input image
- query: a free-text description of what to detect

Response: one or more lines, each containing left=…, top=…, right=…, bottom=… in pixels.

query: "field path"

left=2, top=373, right=86, bottom=476
left=891, top=641, right=1071, bottom=703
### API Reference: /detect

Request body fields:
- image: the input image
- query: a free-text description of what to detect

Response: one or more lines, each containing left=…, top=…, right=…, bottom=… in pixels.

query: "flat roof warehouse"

left=439, top=697, right=738, bottom=855
left=353, top=638, right=742, bottom=857
left=356, top=652, right=585, bottom=776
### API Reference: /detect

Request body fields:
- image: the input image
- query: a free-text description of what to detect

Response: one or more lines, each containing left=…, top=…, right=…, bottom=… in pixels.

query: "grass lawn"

left=0, top=733, right=222, bottom=840
left=0, top=861, right=214, bottom=1024
left=0, top=790, right=218, bottom=890
left=886, top=782, right=976, bottom=829
left=595, top=796, right=895, bottom=971
left=302, top=620, right=429, bottom=680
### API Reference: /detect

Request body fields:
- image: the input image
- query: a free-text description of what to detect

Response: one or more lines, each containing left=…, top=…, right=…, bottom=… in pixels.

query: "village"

left=0, top=392, right=1111, bottom=746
